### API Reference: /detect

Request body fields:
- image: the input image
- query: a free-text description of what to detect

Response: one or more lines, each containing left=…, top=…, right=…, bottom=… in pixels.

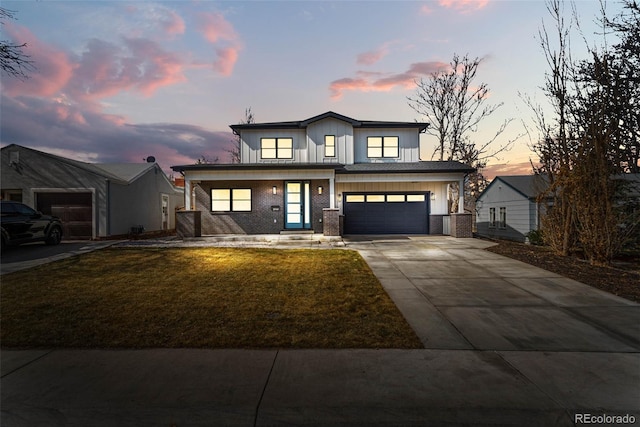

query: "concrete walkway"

left=2, top=236, right=639, bottom=426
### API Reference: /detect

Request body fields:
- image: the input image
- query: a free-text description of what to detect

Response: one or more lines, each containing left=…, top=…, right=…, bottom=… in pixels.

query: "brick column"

left=322, top=208, right=341, bottom=236
left=450, top=213, right=472, bottom=238
left=176, top=210, right=201, bottom=238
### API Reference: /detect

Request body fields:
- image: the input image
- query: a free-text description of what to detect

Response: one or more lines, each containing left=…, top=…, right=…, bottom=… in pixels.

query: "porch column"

left=184, top=178, right=192, bottom=211
left=458, top=177, right=465, bottom=213
left=329, top=176, right=336, bottom=209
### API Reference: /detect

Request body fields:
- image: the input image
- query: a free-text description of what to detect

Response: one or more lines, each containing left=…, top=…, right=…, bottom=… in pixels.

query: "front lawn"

left=1, top=248, right=422, bottom=349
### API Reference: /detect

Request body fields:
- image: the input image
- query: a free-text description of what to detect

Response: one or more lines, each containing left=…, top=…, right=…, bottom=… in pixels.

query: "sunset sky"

left=0, top=0, right=622, bottom=179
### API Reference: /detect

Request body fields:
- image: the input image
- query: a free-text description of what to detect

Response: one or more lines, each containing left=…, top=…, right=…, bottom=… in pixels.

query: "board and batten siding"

left=305, top=118, right=353, bottom=164
left=240, top=129, right=307, bottom=164
left=476, top=183, right=534, bottom=242
left=353, top=128, right=420, bottom=163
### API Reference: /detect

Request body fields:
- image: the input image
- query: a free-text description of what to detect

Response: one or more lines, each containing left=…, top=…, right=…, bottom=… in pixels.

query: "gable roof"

left=230, top=111, right=429, bottom=133
left=478, top=175, right=549, bottom=201
left=1, top=144, right=163, bottom=185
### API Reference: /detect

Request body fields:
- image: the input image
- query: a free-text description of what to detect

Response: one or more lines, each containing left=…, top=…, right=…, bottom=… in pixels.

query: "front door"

left=285, top=181, right=311, bottom=229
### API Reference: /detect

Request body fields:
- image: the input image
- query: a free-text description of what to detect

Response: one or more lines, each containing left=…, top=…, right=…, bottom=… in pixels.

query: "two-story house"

left=171, top=111, right=474, bottom=237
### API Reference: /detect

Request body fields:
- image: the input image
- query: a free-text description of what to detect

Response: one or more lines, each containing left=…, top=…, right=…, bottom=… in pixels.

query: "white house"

left=476, top=175, right=548, bottom=242
left=171, top=112, right=475, bottom=237
left=1, top=144, right=184, bottom=239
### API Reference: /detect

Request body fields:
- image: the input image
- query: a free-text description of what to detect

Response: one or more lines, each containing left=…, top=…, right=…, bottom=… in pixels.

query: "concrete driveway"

left=1, top=236, right=639, bottom=426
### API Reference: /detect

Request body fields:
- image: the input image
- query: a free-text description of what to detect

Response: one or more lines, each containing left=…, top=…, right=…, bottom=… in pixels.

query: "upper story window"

left=261, top=138, right=293, bottom=159
left=324, top=135, right=336, bottom=157
left=367, top=136, right=399, bottom=158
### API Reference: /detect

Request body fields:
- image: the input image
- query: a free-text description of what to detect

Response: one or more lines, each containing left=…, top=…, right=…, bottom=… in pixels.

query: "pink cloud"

left=439, top=0, right=490, bottom=12
left=483, top=162, right=535, bottom=180
left=329, top=61, right=449, bottom=99
left=420, top=5, right=434, bottom=15
left=357, top=45, right=390, bottom=66
left=213, top=47, right=240, bottom=76
left=71, top=37, right=186, bottom=99
left=163, top=10, right=186, bottom=36
left=1, top=24, right=74, bottom=97
left=197, top=12, right=237, bottom=43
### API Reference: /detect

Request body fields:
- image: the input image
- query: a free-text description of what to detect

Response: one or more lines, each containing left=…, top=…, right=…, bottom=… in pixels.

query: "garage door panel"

left=344, top=192, right=429, bottom=235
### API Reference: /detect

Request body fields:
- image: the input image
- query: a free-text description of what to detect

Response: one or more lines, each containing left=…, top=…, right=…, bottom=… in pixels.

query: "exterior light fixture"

left=318, top=186, right=323, bottom=195
left=272, top=186, right=277, bottom=195
left=430, top=193, right=436, bottom=201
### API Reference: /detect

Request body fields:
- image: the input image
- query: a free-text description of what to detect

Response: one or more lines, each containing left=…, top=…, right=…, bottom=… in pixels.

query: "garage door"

left=343, top=192, right=429, bottom=234
left=36, top=192, right=93, bottom=240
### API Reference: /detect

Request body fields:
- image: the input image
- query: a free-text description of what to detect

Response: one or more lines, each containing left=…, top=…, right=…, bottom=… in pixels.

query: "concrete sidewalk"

left=2, top=236, right=639, bottom=426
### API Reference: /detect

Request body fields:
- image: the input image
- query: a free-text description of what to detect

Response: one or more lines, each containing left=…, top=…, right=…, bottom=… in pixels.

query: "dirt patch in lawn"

left=485, top=239, right=640, bottom=303
left=1, top=247, right=422, bottom=349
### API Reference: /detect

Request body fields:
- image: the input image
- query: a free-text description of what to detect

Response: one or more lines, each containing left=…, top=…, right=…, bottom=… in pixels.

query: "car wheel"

left=46, top=226, right=62, bottom=245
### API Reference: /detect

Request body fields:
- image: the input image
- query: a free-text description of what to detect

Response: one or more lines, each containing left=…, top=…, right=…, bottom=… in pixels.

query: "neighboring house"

left=171, top=111, right=475, bottom=236
left=1, top=144, right=183, bottom=239
left=476, top=175, right=548, bottom=242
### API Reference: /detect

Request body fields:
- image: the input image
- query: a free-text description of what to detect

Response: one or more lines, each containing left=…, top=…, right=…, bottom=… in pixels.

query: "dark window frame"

left=260, top=137, right=293, bottom=159
left=367, top=136, right=399, bottom=158
left=324, top=135, right=336, bottom=158
left=489, top=207, right=496, bottom=228
left=499, top=207, right=507, bottom=229
left=211, top=188, right=252, bottom=212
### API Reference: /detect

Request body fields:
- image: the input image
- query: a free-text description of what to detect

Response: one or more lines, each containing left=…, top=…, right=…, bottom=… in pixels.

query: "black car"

left=1, top=201, right=63, bottom=248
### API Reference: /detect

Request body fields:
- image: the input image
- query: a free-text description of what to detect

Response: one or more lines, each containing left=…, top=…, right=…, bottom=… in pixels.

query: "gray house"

left=1, top=144, right=183, bottom=239
left=476, top=175, right=548, bottom=242
left=172, top=111, right=475, bottom=237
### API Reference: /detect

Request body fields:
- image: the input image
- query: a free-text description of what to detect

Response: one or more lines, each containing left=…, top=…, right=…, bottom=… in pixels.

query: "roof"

left=479, top=175, right=549, bottom=201
left=230, top=111, right=429, bottom=133
left=339, top=161, right=475, bottom=174
left=171, top=161, right=474, bottom=174
left=1, top=144, right=164, bottom=185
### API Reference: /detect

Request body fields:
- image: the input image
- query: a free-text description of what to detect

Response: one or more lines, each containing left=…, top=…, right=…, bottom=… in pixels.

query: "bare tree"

left=1, top=8, right=34, bottom=79
left=228, top=107, right=254, bottom=163
left=408, top=53, right=515, bottom=212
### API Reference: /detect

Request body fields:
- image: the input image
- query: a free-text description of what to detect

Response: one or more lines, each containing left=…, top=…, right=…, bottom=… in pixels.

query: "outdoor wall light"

left=318, top=186, right=323, bottom=195
left=430, top=193, right=436, bottom=201
left=272, top=186, right=277, bottom=195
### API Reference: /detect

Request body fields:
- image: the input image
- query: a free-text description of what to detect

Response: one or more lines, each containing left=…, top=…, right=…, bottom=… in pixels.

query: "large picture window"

left=211, top=189, right=251, bottom=212
left=261, top=138, right=293, bottom=159
left=367, top=136, right=399, bottom=158
left=325, top=135, right=336, bottom=157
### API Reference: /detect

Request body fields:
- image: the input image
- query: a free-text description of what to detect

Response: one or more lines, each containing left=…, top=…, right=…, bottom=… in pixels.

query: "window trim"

left=260, top=137, right=293, bottom=159
left=211, top=188, right=252, bottom=212
left=324, top=135, right=336, bottom=158
left=367, top=136, right=399, bottom=158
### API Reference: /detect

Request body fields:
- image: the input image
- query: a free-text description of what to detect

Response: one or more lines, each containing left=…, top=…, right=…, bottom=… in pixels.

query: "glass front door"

left=285, top=181, right=311, bottom=229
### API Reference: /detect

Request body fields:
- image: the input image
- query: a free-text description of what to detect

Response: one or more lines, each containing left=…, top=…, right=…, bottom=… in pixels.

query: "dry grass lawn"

left=1, top=247, right=422, bottom=349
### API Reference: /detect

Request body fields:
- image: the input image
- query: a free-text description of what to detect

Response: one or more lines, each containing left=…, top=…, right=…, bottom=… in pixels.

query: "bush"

left=526, top=229, right=545, bottom=246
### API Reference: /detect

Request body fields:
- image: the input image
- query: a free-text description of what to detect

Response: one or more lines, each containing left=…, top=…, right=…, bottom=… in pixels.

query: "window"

left=489, top=208, right=496, bottom=228
left=386, top=195, right=405, bottom=202
left=325, top=135, right=336, bottom=157
left=406, top=194, right=425, bottom=202
left=261, top=138, right=293, bottom=159
left=211, top=189, right=251, bottom=212
left=345, top=195, right=365, bottom=202
left=367, top=136, right=399, bottom=158
left=366, top=195, right=385, bottom=202
left=499, top=207, right=507, bottom=229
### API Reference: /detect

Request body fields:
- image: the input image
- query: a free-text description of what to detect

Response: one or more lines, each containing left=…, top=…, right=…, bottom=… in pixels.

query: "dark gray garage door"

left=343, top=192, right=429, bottom=234
left=36, top=192, right=93, bottom=240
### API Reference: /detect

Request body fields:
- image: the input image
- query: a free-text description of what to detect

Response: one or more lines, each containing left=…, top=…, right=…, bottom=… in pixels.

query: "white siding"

left=240, top=129, right=307, bottom=164
left=353, top=128, right=420, bottom=163
left=305, top=118, right=353, bottom=164
left=476, top=183, right=534, bottom=242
